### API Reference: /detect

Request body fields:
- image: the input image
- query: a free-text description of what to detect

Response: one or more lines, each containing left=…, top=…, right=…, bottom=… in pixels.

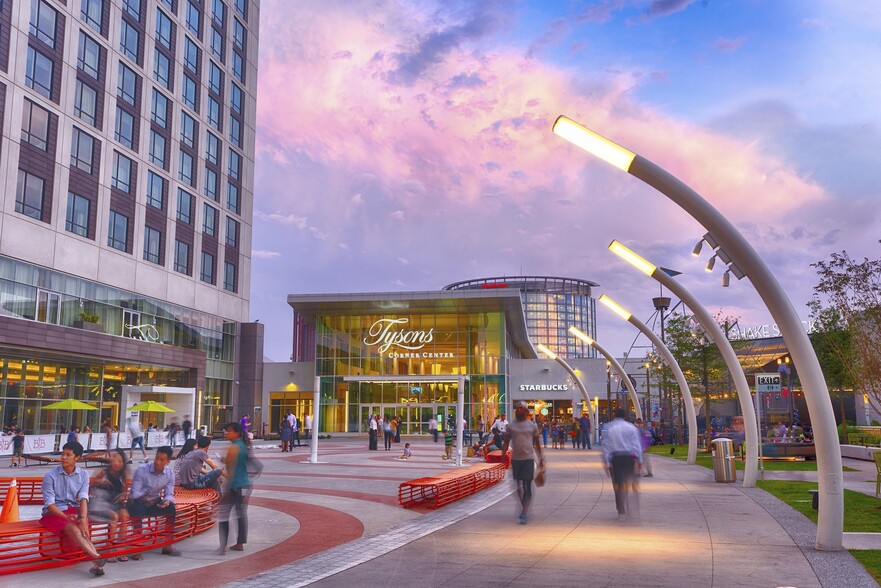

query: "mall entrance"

left=357, top=403, right=461, bottom=434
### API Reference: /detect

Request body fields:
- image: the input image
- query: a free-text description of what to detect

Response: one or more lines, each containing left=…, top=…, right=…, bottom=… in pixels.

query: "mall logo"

left=364, top=318, right=434, bottom=354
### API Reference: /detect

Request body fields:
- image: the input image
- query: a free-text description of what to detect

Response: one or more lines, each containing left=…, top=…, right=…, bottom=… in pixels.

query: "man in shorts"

left=11, top=428, right=24, bottom=467
left=501, top=401, right=544, bottom=524
left=40, top=441, right=106, bottom=576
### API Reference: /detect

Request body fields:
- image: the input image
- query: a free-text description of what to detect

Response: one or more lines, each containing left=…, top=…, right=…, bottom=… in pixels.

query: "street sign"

left=756, top=373, right=781, bottom=393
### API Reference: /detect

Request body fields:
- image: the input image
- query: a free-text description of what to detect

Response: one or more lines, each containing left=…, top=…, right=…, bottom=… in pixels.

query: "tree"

left=809, top=249, right=881, bottom=418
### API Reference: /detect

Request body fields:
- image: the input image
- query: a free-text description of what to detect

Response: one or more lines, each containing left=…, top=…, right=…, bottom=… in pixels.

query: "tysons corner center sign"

left=363, top=318, right=453, bottom=359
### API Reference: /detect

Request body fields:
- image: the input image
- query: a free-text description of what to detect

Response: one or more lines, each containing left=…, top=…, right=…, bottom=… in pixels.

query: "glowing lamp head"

left=598, top=294, right=632, bottom=321
left=552, top=116, right=636, bottom=172
left=536, top=343, right=557, bottom=360
left=609, top=240, right=656, bottom=276
left=567, top=326, right=595, bottom=346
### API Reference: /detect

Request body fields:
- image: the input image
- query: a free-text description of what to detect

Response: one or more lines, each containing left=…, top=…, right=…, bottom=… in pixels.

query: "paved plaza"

left=10, top=437, right=880, bottom=587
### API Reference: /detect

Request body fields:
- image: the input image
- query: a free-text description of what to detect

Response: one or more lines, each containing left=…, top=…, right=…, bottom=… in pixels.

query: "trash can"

left=711, top=438, right=736, bottom=483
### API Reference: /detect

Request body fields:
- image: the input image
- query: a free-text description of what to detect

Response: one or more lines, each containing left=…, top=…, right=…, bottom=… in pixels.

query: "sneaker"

left=518, top=513, right=527, bottom=525
left=644, top=473, right=653, bottom=477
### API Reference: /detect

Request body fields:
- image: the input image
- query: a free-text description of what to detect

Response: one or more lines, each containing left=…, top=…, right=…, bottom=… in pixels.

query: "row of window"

left=83, top=0, right=248, bottom=35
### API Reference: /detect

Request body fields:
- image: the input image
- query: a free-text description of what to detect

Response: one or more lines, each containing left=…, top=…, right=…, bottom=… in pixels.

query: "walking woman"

left=218, top=422, right=252, bottom=554
left=383, top=415, right=394, bottom=451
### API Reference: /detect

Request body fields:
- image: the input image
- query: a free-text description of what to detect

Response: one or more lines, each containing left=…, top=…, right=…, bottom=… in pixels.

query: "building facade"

left=443, top=276, right=599, bottom=360
left=0, top=0, right=261, bottom=435
left=265, top=287, right=609, bottom=436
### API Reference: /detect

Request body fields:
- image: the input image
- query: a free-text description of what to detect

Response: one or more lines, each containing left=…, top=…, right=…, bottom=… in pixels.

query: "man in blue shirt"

left=40, top=441, right=106, bottom=576
left=602, top=408, right=644, bottom=520
left=129, top=446, right=181, bottom=557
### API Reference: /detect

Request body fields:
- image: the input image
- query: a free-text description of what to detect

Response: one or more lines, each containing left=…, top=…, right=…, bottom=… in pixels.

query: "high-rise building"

left=0, top=0, right=262, bottom=436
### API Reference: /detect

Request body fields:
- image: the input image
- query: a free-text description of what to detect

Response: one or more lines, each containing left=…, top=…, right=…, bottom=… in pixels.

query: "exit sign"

left=756, top=373, right=781, bottom=393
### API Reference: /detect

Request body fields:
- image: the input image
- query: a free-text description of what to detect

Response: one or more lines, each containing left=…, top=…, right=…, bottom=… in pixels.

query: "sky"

left=250, top=0, right=881, bottom=362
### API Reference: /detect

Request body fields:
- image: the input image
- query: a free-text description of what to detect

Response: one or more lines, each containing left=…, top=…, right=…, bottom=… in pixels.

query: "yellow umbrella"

left=43, top=399, right=99, bottom=410
left=126, top=401, right=175, bottom=413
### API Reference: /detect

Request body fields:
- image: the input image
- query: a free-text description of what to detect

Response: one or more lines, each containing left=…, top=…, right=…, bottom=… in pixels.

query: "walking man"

left=304, top=413, right=313, bottom=444
left=580, top=413, right=592, bottom=449
left=500, top=401, right=544, bottom=525
left=602, top=408, right=643, bottom=520
left=182, top=415, right=193, bottom=441
left=129, top=418, right=147, bottom=463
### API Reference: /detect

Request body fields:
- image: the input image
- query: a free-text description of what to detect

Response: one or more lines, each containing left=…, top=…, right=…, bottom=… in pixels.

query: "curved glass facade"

left=444, top=276, right=598, bottom=359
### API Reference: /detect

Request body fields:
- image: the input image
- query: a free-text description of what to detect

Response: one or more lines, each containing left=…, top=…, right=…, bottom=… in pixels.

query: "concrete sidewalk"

left=11, top=437, right=879, bottom=587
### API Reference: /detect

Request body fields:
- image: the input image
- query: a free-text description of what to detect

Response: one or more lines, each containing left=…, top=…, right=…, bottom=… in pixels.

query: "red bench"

left=0, top=477, right=219, bottom=575
left=398, top=462, right=507, bottom=509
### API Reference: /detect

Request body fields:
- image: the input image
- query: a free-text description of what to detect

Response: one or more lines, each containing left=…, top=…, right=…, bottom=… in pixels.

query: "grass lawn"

left=756, top=480, right=881, bottom=582
left=851, top=551, right=881, bottom=584
left=645, top=444, right=857, bottom=472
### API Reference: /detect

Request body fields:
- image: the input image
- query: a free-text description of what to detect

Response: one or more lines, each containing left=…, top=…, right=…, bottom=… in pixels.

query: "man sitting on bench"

left=40, top=441, right=107, bottom=576
left=129, top=446, right=181, bottom=557
left=178, top=436, right=222, bottom=490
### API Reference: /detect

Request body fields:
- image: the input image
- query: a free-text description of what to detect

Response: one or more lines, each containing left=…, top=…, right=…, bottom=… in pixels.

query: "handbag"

left=534, top=463, right=546, bottom=487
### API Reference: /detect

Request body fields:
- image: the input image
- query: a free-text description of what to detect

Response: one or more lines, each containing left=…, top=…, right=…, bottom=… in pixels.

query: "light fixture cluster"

left=691, top=232, right=745, bottom=287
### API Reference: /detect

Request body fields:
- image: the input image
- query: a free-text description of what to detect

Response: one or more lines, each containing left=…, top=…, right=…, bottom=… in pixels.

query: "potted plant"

left=73, top=311, right=104, bottom=333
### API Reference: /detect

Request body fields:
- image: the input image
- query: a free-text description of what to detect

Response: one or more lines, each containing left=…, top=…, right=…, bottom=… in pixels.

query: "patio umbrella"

left=126, top=401, right=175, bottom=413
left=43, top=399, right=99, bottom=411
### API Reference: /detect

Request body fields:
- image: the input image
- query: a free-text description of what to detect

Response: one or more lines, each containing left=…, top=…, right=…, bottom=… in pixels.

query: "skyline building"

left=0, top=0, right=262, bottom=435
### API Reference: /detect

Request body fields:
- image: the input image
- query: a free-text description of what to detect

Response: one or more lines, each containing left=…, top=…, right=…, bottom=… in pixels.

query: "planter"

left=73, top=320, right=104, bottom=334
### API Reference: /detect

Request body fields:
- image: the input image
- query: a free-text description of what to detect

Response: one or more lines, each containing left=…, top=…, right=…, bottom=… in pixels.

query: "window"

left=182, top=75, right=198, bottom=110
left=177, top=188, right=193, bottom=223
left=180, top=111, right=197, bottom=148
left=146, top=170, right=164, bottom=208
left=232, top=51, right=244, bottom=82
left=186, top=1, right=200, bottom=36
left=234, top=0, right=246, bottom=17
left=123, top=0, right=140, bottom=20
left=184, top=36, right=199, bottom=73
left=111, top=151, right=133, bottom=193
left=203, top=203, right=217, bottom=236
left=65, top=193, right=90, bottom=237
left=227, top=182, right=238, bottom=214
left=204, top=168, right=218, bottom=200
left=21, top=99, right=50, bottom=151
left=207, top=96, right=221, bottom=130
left=120, top=18, right=140, bottom=62
left=71, top=128, right=95, bottom=174
left=74, top=80, right=97, bottom=125
left=223, top=261, right=236, bottom=292
left=117, top=62, right=137, bottom=105
left=233, top=18, right=245, bottom=50
left=30, top=0, right=57, bottom=48
left=230, top=82, right=243, bottom=114
left=179, top=151, right=194, bottom=186
left=149, top=130, right=166, bottom=167
left=151, top=89, right=169, bottom=128
left=153, top=48, right=171, bottom=88
left=143, top=226, right=162, bottom=264
left=209, top=61, right=222, bottom=94
left=229, top=116, right=241, bottom=147
left=210, top=27, right=223, bottom=61
left=212, top=0, right=225, bottom=26
left=158, top=0, right=173, bottom=10
left=25, top=46, right=53, bottom=99
left=78, top=32, right=101, bottom=79
left=228, top=149, right=241, bottom=180
left=107, top=210, right=129, bottom=251
left=15, top=170, right=45, bottom=220
left=81, top=0, right=103, bottom=33
left=174, top=240, right=190, bottom=274
left=114, top=107, right=134, bottom=148
left=225, top=216, right=239, bottom=248
left=206, top=131, right=220, bottom=164
left=200, top=251, right=214, bottom=283
left=156, top=9, right=173, bottom=49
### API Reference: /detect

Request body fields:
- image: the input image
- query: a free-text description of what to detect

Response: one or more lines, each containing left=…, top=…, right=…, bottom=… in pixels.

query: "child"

left=400, top=443, right=412, bottom=459
left=11, top=428, right=24, bottom=467
left=444, top=430, right=453, bottom=459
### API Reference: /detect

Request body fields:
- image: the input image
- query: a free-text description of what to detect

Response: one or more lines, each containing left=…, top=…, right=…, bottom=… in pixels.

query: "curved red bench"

left=398, top=462, right=507, bottom=509
left=0, top=477, right=219, bottom=575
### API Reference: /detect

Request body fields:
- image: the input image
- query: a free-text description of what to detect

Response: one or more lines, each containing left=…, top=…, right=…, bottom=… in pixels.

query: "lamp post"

left=778, top=356, right=793, bottom=425
left=535, top=343, right=594, bottom=417
left=605, top=361, right=612, bottom=422
left=567, top=326, right=643, bottom=421
left=598, top=294, right=698, bottom=464
left=554, top=116, right=843, bottom=550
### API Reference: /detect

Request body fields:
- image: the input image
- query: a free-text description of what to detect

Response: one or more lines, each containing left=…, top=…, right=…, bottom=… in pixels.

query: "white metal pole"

left=628, top=314, right=699, bottom=464
left=652, top=269, right=759, bottom=487
left=589, top=340, right=643, bottom=421
left=456, top=376, right=465, bottom=467
left=308, top=375, right=320, bottom=464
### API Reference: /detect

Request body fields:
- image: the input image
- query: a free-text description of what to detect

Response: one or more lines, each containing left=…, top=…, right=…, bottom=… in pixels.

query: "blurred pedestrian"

left=602, top=408, right=643, bottom=520
left=218, top=422, right=252, bottom=554
left=501, top=401, right=544, bottom=524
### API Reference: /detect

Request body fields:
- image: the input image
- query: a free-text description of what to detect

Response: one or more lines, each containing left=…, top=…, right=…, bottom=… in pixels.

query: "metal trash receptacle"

left=711, top=438, right=736, bottom=483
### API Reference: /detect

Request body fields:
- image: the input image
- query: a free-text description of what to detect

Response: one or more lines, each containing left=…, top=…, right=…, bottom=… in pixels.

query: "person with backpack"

left=218, top=421, right=252, bottom=554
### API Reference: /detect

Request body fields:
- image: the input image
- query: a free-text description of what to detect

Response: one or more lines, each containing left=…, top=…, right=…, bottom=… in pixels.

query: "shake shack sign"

left=364, top=318, right=453, bottom=359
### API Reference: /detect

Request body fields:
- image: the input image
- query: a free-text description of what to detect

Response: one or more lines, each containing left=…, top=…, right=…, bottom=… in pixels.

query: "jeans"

left=129, top=499, right=176, bottom=537
left=183, top=468, right=223, bottom=490
left=609, top=453, right=638, bottom=516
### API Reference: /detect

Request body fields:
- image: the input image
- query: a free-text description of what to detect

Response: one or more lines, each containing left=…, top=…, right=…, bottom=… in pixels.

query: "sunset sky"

left=250, top=0, right=881, bottom=361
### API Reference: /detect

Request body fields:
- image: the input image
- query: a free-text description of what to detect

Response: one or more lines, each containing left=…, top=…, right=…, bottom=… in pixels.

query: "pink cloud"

left=713, top=37, right=747, bottom=52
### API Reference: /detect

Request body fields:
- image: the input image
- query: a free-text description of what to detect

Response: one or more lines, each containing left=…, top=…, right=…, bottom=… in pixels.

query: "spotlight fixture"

left=705, top=255, right=716, bottom=272
left=692, top=240, right=703, bottom=256
left=722, top=270, right=731, bottom=287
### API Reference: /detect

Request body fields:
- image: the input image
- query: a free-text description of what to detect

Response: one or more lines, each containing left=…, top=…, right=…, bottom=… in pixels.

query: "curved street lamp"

left=535, top=343, right=594, bottom=416
left=567, top=326, right=643, bottom=421
left=553, top=115, right=843, bottom=550
left=609, top=240, right=759, bottom=487
left=598, top=294, right=699, bottom=464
